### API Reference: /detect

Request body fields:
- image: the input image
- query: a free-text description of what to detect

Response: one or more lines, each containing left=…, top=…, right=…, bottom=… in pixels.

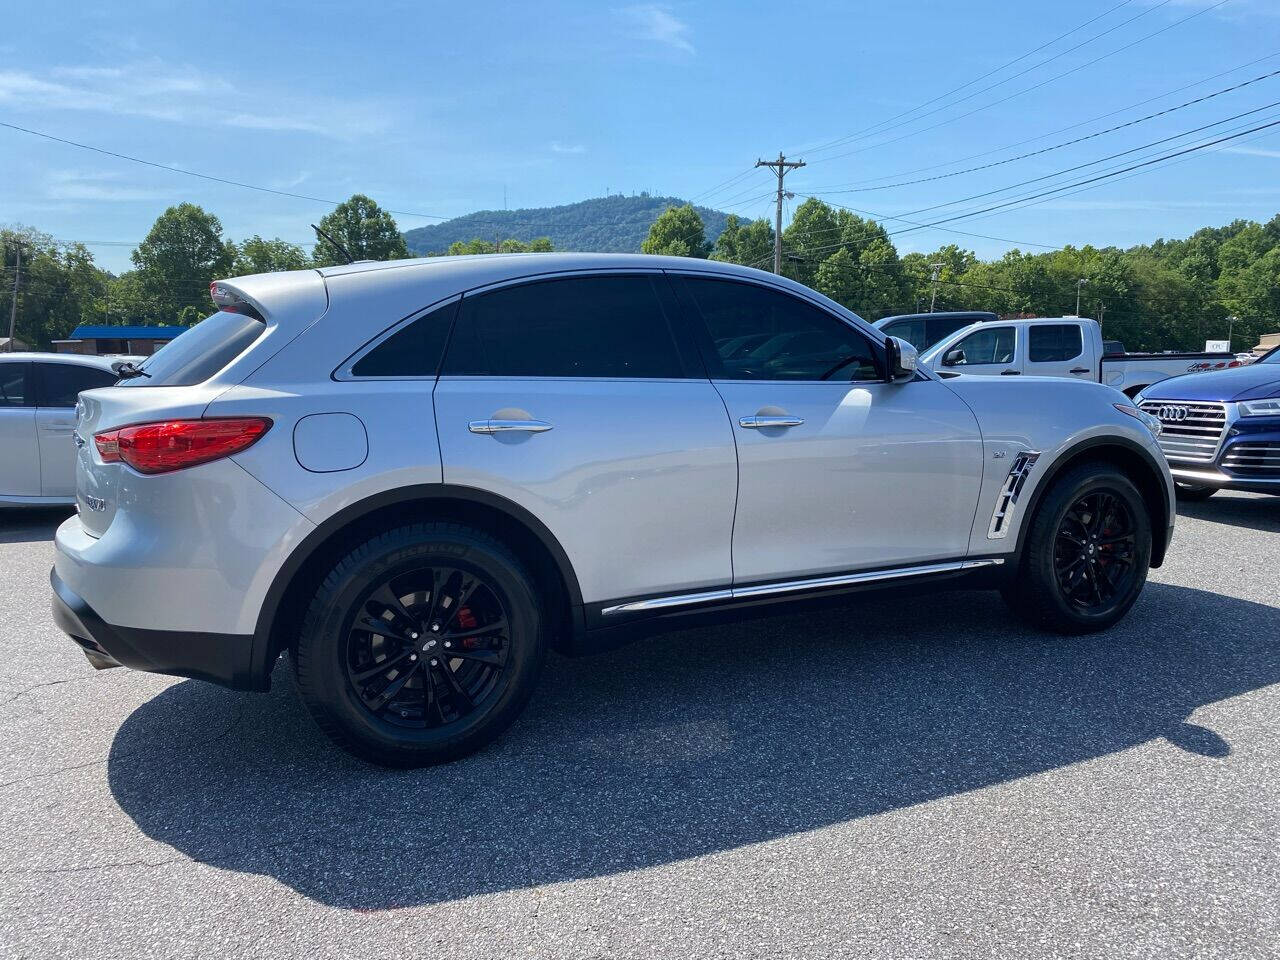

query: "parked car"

left=919, top=316, right=1242, bottom=397
left=0, top=353, right=123, bottom=506
left=51, top=255, right=1174, bottom=766
left=873, top=311, right=997, bottom=351
left=1135, top=343, right=1280, bottom=500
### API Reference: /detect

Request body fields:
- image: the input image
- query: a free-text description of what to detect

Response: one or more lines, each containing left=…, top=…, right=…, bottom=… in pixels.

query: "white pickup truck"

left=918, top=316, right=1244, bottom=397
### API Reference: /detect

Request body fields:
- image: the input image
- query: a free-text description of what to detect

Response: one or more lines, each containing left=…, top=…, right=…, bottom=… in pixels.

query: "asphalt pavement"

left=1, top=494, right=1278, bottom=959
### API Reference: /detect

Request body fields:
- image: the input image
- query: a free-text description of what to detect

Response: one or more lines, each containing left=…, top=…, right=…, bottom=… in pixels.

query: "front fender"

left=942, top=376, right=1174, bottom=565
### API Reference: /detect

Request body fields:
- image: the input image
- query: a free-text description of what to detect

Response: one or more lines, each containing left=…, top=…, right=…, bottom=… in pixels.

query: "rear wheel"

left=1174, top=481, right=1218, bottom=502
left=294, top=522, right=546, bottom=767
left=1002, top=463, right=1151, bottom=633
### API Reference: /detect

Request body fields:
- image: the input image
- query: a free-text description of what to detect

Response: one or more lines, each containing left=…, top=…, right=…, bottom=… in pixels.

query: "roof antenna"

left=311, top=223, right=354, bottom=264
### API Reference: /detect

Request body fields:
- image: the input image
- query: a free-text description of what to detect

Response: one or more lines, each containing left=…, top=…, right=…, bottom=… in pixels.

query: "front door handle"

left=739, top=415, right=805, bottom=429
left=1069, top=367, right=1091, bottom=374
left=468, top=418, right=554, bottom=435
left=1000, top=370, right=1021, bottom=376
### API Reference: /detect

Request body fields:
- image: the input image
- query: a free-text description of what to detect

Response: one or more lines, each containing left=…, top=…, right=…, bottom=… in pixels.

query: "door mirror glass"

left=942, top=348, right=966, bottom=366
left=889, top=337, right=918, bottom=380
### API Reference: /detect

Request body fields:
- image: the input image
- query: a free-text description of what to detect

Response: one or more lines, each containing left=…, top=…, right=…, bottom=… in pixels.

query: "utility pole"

left=1076, top=278, right=1089, bottom=317
left=756, top=153, right=805, bottom=274
left=6, top=241, right=22, bottom=352
left=929, top=262, right=944, bottom=312
left=1225, top=315, right=1237, bottom=349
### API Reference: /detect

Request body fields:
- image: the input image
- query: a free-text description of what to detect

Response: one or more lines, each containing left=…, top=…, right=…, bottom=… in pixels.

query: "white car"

left=919, top=316, right=1243, bottom=397
left=0, top=353, right=123, bottom=506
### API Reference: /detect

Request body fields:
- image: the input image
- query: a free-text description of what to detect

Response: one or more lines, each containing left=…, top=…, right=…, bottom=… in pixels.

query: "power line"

left=804, top=0, right=1233, bottom=169
left=0, top=120, right=503, bottom=226
left=807, top=52, right=1280, bottom=192
left=797, top=0, right=1158, bottom=158
left=807, top=68, right=1280, bottom=196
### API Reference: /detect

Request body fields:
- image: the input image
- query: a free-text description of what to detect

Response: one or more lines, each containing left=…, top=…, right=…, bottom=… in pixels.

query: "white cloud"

left=1222, top=145, right=1280, bottom=159
left=43, top=169, right=168, bottom=202
left=550, top=141, right=586, bottom=154
left=0, top=62, right=386, bottom=139
left=619, top=5, right=695, bottom=54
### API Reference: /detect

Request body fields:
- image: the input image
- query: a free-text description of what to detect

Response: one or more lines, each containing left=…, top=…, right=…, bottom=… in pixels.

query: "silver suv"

left=51, top=254, right=1175, bottom=766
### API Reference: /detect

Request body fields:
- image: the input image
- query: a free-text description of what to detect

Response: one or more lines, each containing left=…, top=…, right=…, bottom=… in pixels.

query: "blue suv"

left=1137, top=346, right=1280, bottom=500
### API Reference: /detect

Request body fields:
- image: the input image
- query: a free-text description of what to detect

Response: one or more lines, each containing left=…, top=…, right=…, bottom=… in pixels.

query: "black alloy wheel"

left=1051, top=491, right=1139, bottom=614
left=346, top=566, right=511, bottom=729
left=294, top=522, right=545, bottom=767
left=1001, top=462, right=1152, bottom=634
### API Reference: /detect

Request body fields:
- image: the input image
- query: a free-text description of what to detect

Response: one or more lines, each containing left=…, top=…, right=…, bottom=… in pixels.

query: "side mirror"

left=942, top=347, right=966, bottom=366
left=887, top=336, right=918, bottom=381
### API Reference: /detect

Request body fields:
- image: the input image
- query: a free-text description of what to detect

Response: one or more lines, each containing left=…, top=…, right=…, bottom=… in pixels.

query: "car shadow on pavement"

left=106, top=581, right=1279, bottom=910
left=0, top=508, right=73, bottom=544
left=1177, top=492, right=1280, bottom=534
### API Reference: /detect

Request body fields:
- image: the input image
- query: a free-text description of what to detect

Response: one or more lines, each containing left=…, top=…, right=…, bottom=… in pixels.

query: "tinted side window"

left=883, top=318, right=926, bottom=350
left=0, top=363, right=28, bottom=407
left=926, top=316, right=974, bottom=348
left=1029, top=324, right=1083, bottom=363
left=351, top=300, right=457, bottom=378
left=444, top=275, right=685, bottom=379
left=681, top=278, right=881, bottom=382
left=953, top=327, right=1016, bottom=365
left=36, top=363, right=117, bottom=406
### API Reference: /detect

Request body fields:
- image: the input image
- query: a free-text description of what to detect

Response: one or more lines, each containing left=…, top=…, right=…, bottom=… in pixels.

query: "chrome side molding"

left=987, top=451, right=1041, bottom=540
left=600, top=558, right=1004, bottom=617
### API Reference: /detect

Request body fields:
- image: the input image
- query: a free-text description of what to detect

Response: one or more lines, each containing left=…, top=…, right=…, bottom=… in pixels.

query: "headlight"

left=1114, top=401, right=1162, bottom=436
left=1133, top=392, right=1146, bottom=407
left=1239, top=397, right=1280, bottom=417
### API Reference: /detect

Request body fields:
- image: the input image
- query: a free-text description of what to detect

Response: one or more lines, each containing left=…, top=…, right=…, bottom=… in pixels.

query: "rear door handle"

left=739, top=415, right=805, bottom=429
left=1069, top=367, right=1091, bottom=374
left=1000, top=370, right=1021, bottom=376
left=468, top=418, right=554, bottom=435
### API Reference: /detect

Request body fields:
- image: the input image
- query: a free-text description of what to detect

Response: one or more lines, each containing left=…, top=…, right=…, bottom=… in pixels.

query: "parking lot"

left=0, top=494, right=1276, bottom=959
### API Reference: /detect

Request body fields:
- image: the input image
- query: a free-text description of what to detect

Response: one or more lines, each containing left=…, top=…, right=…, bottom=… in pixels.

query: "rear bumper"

left=51, top=568, right=264, bottom=690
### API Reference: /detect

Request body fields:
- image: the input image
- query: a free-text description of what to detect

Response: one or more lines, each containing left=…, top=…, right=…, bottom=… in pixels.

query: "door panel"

left=717, top=378, right=984, bottom=583
left=0, top=362, right=39, bottom=498
left=435, top=378, right=738, bottom=603
left=937, top=325, right=1021, bottom=377
left=34, top=362, right=119, bottom=498
left=1026, top=323, right=1092, bottom=380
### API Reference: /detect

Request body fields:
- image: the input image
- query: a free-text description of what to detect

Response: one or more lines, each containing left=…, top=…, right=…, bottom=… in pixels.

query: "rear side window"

left=680, top=277, right=881, bottom=382
left=1028, top=324, right=1083, bottom=363
left=0, top=363, right=28, bottom=407
left=351, top=300, right=457, bottom=378
left=926, top=315, right=976, bottom=348
left=35, top=363, right=118, bottom=406
left=118, top=311, right=264, bottom=387
left=882, top=318, right=926, bottom=350
left=443, top=275, right=685, bottom=378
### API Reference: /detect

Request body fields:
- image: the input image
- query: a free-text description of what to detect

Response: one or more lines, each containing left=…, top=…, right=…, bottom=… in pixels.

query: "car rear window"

left=118, top=311, right=264, bottom=387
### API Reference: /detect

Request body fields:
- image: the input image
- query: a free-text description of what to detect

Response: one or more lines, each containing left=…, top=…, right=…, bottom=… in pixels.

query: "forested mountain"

left=402, top=194, right=737, bottom=255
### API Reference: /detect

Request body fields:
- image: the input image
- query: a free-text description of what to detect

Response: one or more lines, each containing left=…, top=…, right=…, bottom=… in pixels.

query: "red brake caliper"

left=455, top=606, right=482, bottom=647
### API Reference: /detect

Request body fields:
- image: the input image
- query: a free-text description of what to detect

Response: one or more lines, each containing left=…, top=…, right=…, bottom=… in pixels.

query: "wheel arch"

left=251, top=485, right=585, bottom=685
left=1015, top=436, right=1172, bottom=570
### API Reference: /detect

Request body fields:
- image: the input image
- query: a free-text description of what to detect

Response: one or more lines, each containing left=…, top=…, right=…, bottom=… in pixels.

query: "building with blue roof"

left=54, top=325, right=185, bottom=357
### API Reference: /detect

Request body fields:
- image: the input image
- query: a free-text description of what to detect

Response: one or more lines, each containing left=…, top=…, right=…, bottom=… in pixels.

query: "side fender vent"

left=988, top=451, right=1041, bottom=539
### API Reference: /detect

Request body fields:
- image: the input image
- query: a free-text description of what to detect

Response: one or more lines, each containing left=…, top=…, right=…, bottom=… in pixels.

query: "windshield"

left=1261, top=346, right=1279, bottom=364
left=118, top=311, right=264, bottom=387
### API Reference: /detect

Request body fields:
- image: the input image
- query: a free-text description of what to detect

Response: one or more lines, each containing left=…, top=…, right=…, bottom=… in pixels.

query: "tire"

left=294, top=522, right=546, bottom=767
left=1001, top=462, right=1151, bottom=634
left=1174, top=482, right=1218, bottom=502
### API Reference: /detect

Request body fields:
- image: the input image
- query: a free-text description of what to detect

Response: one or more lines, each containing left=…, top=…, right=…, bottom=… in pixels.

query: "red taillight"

left=94, top=418, right=271, bottom=474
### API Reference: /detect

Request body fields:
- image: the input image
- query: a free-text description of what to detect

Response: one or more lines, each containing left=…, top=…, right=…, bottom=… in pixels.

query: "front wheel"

left=1174, top=482, right=1218, bottom=502
left=293, top=522, right=546, bottom=767
left=1002, top=463, right=1151, bottom=634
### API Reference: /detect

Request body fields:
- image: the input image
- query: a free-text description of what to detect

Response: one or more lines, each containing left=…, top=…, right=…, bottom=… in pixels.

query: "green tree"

left=711, top=215, right=774, bottom=267
left=1, top=227, right=111, bottom=347
left=230, top=236, right=309, bottom=275
left=130, top=204, right=234, bottom=321
left=641, top=204, right=708, bottom=258
left=444, top=236, right=553, bottom=256
left=312, top=194, right=409, bottom=266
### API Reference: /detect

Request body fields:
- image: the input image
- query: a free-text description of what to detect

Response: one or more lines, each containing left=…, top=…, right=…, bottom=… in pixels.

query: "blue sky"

left=3, top=0, right=1279, bottom=272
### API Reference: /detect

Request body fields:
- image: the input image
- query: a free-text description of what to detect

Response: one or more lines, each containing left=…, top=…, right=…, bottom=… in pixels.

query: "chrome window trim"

left=599, top=558, right=1004, bottom=617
